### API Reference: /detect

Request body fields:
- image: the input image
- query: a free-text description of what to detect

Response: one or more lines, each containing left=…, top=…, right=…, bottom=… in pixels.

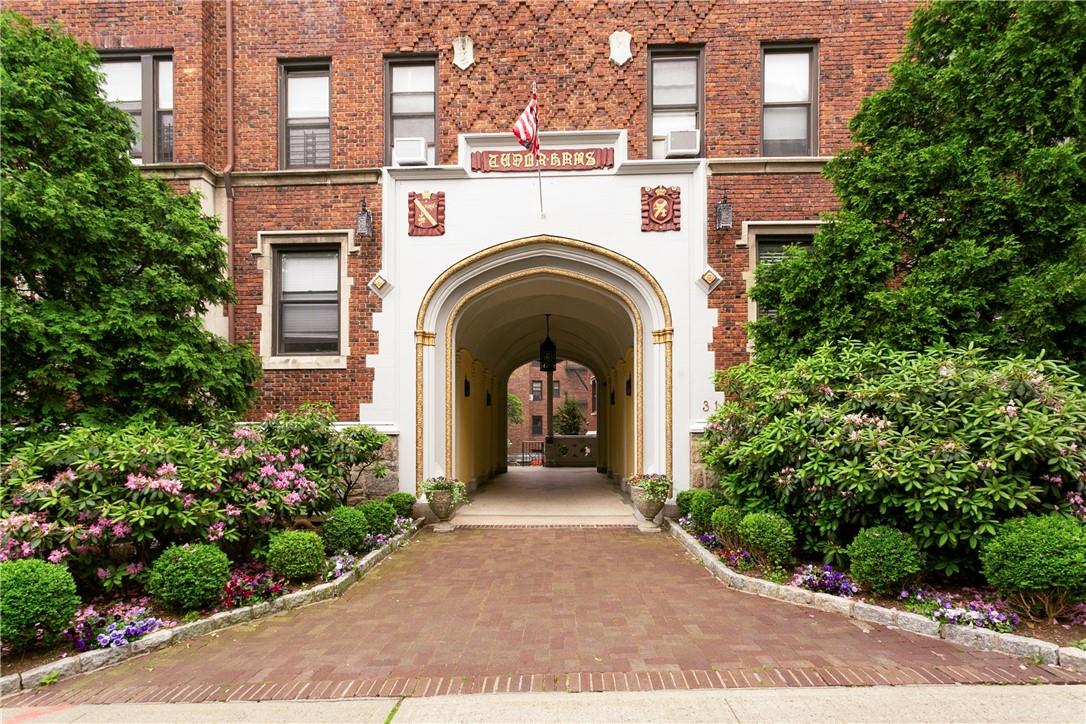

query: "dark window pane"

left=756, top=236, right=812, bottom=319
left=531, top=416, right=543, bottom=435
left=156, top=111, right=173, bottom=162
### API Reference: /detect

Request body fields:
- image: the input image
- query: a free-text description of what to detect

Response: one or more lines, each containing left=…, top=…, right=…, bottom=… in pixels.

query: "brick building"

left=506, top=360, right=596, bottom=462
left=10, top=0, right=918, bottom=495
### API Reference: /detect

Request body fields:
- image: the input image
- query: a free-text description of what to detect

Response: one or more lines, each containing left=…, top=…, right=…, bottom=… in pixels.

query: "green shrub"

left=676, top=489, right=698, bottom=518
left=384, top=492, right=417, bottom=519
left=847, top=526, right=923, bottom=595
left=358, top=501, right=397, bottom=536
left=321, top=506, right=370, bottom=554
left=688, top=488, right=724, bottom=533
left=711, top=505, right=744, bottom=548
left=703, top=342, right=1086, bottom=574
left=0, top=559, right=80, bottom=651
left=980, top=515, right=1086, bottom=620
left=737, top=512, right=795, bottom=568
left=267, top=531, right=325, bottom=581
left=147, top=544, right=231, bottom=611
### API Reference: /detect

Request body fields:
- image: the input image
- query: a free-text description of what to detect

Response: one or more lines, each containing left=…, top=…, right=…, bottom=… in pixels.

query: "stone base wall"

left=348, top=435, right=400, bottom=504
left=688, top=432, right=718, bottom=489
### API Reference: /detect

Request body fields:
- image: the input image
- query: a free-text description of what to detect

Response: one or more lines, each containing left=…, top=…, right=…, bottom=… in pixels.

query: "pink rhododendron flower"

left=97, top=568, right=109, bottom=580
left=207, top=522, right=226, bottom=541
left=47, top=548, right=69, bottom=563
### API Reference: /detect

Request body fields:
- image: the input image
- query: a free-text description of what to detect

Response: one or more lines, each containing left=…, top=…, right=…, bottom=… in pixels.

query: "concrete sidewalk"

left=4, top=685, right=1084, bottom=723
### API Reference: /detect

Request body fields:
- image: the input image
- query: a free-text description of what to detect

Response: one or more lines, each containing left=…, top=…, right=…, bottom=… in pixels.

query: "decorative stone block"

left=307, top=581, right=339, bottom=603
left=170, top=617, right=219, bottom=642
left=851, top=601, right=896, bottom=627
left=130, top=627, right=175, bottom=654
left=808, top=592, right=854, bottom=617
left=772, top=585, right=814, bottom=607
left=248, top=601, right=273, bottom=619
left=641, top=186, right=681, bottom=232
left=893, top=611, right=941, bottom=638
left=207, top=607, right=252, bottom=629
left=609, top=30, right=632, bottom=66
left=991, top=633, right=1058, bottom=664
left=274, top=589, right=314, bottom=611
left=20, top=656, right=80, bottom=689
left=942, top=623, right=999, bottom=651
left=78, top=645, right=131, bottom=672
left=0, top=674, right=22, bottom=696
left=1057, top=646, right=1086, bottom=673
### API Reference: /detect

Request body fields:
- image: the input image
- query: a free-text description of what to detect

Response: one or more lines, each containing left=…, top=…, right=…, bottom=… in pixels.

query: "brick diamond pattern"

left=5, top=528, right=1081, bottom=708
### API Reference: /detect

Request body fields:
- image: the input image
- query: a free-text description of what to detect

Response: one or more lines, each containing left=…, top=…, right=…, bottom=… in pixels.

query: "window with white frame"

left=530, top=380, right=543, bottom=401
left=762, top=45, right=817, bottom=156
left=101, top=53, right=173, bottom=163
left=387, top=57, right=437, bottom=165
left=648, top=48, right=702, bottom=159
left=275, top=248, right=340, bottom=354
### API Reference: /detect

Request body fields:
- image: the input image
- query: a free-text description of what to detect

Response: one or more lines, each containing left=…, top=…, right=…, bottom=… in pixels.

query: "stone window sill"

left=262, top=355, right=348, bottom=371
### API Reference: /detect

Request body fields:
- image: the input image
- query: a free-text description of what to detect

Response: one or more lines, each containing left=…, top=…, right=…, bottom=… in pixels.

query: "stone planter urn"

left=630, top=485, right=664, bottom=522
left=427, top=490, right=456, bottom=522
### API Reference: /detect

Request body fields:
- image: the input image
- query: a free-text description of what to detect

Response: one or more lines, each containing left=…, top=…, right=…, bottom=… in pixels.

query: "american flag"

left=512, top=84, right=539, bottom=156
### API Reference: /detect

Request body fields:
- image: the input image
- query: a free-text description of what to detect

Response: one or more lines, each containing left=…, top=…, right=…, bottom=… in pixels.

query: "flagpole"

left=534, top=82, right=544, bottom=218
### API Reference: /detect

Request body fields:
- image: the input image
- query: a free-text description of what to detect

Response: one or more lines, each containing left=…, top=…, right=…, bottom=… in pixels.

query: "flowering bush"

left=703, top=343, right=1086, bottom=574
left=219, top=564, right=285, bottom=610
left=792, top=564, right=860, bottom=597
left=0, top=420, right=335, bottom=589
left=899, top=588, right=1020, bottom=633
left=69, top=598, right=175, bottom=651
left=324, top=515, right=413, bottom=580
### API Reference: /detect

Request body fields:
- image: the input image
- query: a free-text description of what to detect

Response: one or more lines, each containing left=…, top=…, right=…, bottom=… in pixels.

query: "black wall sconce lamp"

left=463, top=379, right=470, bottom=397
left=625, top=377, right=632, bottom=396
left=715, top=192, right=733, bottom=230
left=356, top=197, right=373, bottom=238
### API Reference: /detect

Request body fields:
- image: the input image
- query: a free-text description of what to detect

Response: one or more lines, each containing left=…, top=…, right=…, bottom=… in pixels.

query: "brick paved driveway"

left=6, top=528, right=1083, bottom=706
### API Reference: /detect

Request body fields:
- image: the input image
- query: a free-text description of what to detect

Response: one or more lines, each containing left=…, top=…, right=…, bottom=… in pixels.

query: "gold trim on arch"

left=415, top=235, right=673, bottom=330
left=442, top=267, right=646, bottom=478
left=653, top=327, right=674, bottom=480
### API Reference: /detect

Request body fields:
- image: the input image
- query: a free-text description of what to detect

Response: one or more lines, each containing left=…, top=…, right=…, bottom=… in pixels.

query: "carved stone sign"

left=641, top=186, right=681, bottom=232
left=408, top=191, right=445, bottom=236
left=609, top=30, right=632, bottom=66
left=470, top=148, right=615, bottom=173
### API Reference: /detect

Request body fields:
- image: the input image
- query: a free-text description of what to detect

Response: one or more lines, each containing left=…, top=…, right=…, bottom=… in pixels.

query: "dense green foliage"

left=320, top=506, right=369, bottom=554
left=147, top=544, right=230, bottom=611
left=675, top=489, right=698, bottom=519
left=506, top=393, right=524, bottom=425
left=749, top=2, right=1086, bottom=371
left=710, top=505, right=743, bottom=548
left=554, top=397, right=587, bottom=435
left=702, top=343, right=1086, bottom=574
left=266, top=531, right=325, bottom=581
left=261, top=404, right=388, bottom=506
left=1, top=421, right=329, bottom=590
left=384, top=492, right=417, bottom=519
left=358, top=501, right=397, bottom=536
left=0, top=12, right=260, bottom=442
left=980, top=515, right=1086, bottom=619
left=737, top=512, right=795, bottom=568
left=846, top=526, right=923, bottom=595
left=686, top=489, right=723, bottom=533
left=0, top=559, right=80, bottom=651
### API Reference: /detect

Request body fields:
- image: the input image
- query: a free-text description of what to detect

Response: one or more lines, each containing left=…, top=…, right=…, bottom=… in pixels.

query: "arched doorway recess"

left=414, top=235, right=673, bottom=492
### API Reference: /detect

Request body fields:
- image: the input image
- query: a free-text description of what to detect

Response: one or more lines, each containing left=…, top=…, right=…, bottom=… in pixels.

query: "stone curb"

left=664, top=518, right=1083, bottom=674
left=3, top=519, right=423, bottom=698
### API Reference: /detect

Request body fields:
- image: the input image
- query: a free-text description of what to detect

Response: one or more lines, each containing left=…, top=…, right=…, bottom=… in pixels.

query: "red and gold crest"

left=641, top=186, right=681, bottom=232
left=408, top=191, right=445, bottom=236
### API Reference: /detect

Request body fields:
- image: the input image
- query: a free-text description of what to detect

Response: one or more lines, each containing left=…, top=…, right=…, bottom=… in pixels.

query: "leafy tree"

left=749, top=1, right=1086, bottom=371
left=554, top=396, right=587, bottom=435
left=0, top=12, right=260, bottom=442
left=506, top=392, right=524, bottom=425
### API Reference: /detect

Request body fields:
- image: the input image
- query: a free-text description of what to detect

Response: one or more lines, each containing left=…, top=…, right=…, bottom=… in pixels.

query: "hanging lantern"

left=715, top=192, right=733, bottom=230
left=539, top=314, right=557, bottom=372
left=355, top=197, right=373, bottom=238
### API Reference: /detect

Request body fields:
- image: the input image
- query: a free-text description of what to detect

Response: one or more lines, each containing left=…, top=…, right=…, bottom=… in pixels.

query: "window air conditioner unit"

left=665, top=129, right=700, bottom=158
left=393, top=137, right=428, bottom=166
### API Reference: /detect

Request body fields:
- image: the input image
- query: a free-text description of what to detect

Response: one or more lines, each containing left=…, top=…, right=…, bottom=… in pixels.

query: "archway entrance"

left=414, top=236, right=673, bottom=511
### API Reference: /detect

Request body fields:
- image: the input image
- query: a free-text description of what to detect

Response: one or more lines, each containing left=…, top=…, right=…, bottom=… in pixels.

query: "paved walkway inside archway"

left=456, top=467, right=634, bottom=526
left=5, top=528, right=1082, bottom=708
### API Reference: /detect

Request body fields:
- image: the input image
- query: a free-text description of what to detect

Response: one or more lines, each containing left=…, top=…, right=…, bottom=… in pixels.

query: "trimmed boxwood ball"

left=737, top=512, right=795, bottom=568
left=675, top=489, right=698, bottom=518
left=267, top=531, right=325, bottom=581
left=711, top=505, right=743, bottom=548
left=687, top=488, right=724, bottom=533
left=358, top=500, right=397, bottom=536
left=846, top=526, right=923, bottom=595
left=0, top=559, right=81, bottom=652
left=384, top=492, right=417, bottom=519
left=980, top=515, right=1086, bottom=620
left=148, top=544, right=231, bottom=611
left=321, top=506, right=370, bottom=554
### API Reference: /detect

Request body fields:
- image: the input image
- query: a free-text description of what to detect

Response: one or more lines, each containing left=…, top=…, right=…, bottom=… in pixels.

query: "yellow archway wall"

left=454, top=349, right=504, bottom=486
left=600, top=348, right=635, bottom=481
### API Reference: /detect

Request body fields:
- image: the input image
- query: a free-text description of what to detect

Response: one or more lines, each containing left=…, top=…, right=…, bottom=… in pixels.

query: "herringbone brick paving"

left=5, top=528, right=1083, bottom=707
